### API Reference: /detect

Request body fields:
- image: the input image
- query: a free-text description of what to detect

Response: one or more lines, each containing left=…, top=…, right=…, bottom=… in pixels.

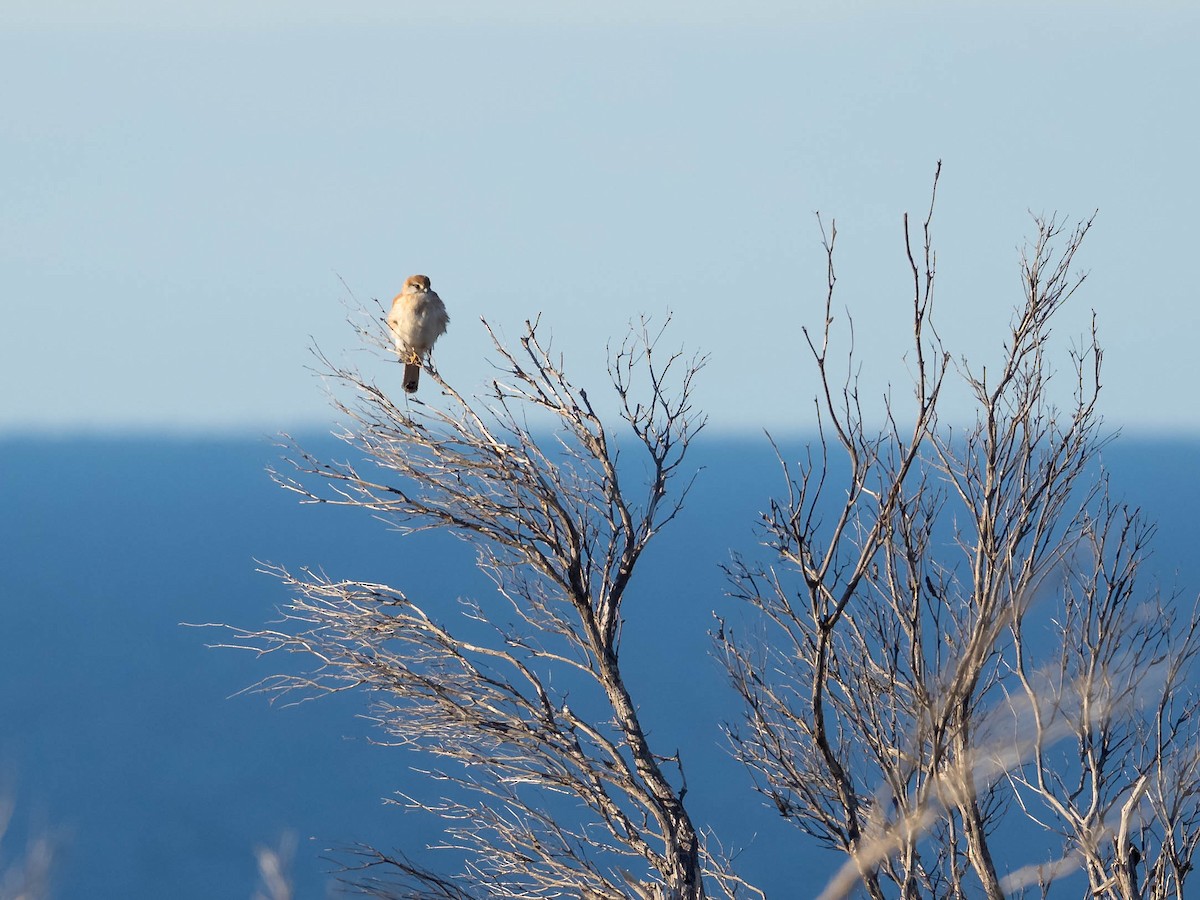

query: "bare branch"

left=720, top=172, right=1200, bottom=900
left=225, top=313, right=744, bottom=898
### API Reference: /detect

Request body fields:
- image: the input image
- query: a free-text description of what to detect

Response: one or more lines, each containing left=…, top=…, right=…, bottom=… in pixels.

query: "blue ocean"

left=1, top=435, right=1197, bottom=897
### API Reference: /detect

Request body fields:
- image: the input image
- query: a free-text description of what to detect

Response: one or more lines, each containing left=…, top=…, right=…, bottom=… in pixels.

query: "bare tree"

left=718, top=165, right=1200, bottom=899
left=224, top=169, right=1198, bottom=899
left=227, top=312, right=761, bottom=898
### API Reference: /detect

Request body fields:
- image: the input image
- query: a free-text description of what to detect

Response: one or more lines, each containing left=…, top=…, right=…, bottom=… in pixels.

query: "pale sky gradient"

left=3, top=2, right=1198, bottom=434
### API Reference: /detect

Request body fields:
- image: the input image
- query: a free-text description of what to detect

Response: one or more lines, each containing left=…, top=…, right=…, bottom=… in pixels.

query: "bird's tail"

left=403, top=362, right=421, bottom=394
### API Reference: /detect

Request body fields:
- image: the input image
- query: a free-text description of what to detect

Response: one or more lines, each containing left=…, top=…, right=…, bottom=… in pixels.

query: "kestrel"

left=387, top=274, right=449, bottom=393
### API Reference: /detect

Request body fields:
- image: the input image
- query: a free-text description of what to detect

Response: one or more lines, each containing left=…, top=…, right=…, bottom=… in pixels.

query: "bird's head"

left=404, top=274, right=431, bottom=293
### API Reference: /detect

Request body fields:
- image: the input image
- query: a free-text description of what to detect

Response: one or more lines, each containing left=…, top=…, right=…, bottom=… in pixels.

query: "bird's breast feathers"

left=388, top=289, right=449, bottom=352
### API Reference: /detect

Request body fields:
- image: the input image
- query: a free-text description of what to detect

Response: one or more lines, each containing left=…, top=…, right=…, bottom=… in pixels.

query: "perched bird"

left=386, top=274, right=449, bottom=393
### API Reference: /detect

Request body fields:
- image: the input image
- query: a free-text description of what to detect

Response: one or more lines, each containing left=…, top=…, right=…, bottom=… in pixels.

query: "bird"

left=386, top=274, right=449, bottom=393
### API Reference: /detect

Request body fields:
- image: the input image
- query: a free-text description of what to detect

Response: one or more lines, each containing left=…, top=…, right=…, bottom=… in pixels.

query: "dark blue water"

left=1, top=434, right=1196, bottom=897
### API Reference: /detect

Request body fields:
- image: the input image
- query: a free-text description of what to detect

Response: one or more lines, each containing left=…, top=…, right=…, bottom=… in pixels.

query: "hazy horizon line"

left=4, top=422, right=1200, bottom=444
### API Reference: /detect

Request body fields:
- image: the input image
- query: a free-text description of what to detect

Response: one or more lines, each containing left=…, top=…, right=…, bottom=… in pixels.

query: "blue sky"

left=3, top=1, right=1198, bottom=434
